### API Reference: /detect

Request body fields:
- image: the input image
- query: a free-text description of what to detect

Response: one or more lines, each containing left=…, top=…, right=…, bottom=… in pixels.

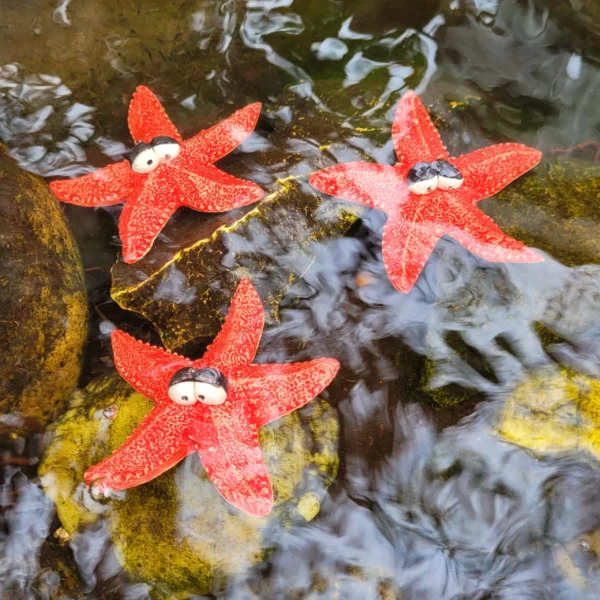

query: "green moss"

left=0, top=145, right=87, bottom=429
left=487, top=159, right=600, bottom=268
left=40, top=373, right=339, bottom=597
left=420, top=356, right=478, bottom=409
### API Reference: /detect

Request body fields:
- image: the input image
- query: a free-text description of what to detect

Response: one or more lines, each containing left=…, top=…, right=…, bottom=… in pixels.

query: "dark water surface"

left=2, top=0, right=600, bottom=598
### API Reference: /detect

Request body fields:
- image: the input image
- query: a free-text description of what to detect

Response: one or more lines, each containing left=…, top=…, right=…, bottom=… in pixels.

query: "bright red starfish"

left=309, top=92, right=543, bottom=293
left=50, top=86, right=264, bottom=263
left=84, top=278, right=339, bottom=517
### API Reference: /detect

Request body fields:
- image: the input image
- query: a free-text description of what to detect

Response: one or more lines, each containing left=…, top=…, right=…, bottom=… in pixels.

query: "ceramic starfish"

left=50, top=86, right=264, bottom=263
left=84, top=278, right=339, bottom=517
left=309, top=91, right=543, bottom=293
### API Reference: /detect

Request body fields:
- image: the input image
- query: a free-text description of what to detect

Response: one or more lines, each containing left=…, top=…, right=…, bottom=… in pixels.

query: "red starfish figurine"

left=84, top=278, right=339, bottom=517
left=309, top=92, right=543, bottom=293
left=50, top=87, right=264, bottom=263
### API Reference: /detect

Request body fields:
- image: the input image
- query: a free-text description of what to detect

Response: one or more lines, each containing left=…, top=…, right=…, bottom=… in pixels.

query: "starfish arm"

left=309, top=162, right=408, bottom=213
left=176, top=163, right=264, bottom=212
left=189, top=421, right=273, bottom=517
left=49, top=161, right=140, bottom=207
left=183, top=103, right=262, bottom=165
left=199, top=278, right=264, bottom=372
left=128, top=85, right=182, bottom=144
left=118, top=189, right=178, bottom=263
left=111, top=330, right=194, bottom=406
left=232, top=358, right=340, bottom=428
left=444, top=202, right=544, bottom=263
left=392, top=91, right=449, bottom=171
left=452, top=143, right=542, bottom=204
left=382, top=215, right=440, bottom=293
left=84, top=404, right=195, bottom=491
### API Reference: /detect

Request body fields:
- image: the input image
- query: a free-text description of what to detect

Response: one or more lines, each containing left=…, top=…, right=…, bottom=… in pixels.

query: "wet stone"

left=495, top=365, right=600, bottom=459
left=39, top=373, right=339, bottom=597
left=0, top=144, right=87, bottom=430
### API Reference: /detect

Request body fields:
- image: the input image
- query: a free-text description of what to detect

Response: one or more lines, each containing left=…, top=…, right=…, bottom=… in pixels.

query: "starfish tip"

left=245, top=497, right=274, bottom=518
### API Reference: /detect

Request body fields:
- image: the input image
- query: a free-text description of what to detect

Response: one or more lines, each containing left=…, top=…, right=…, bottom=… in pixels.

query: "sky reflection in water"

left=2, top=0, right=600, bottom=597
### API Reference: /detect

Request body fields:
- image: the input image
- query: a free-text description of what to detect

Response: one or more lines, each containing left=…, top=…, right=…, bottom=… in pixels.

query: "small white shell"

left=407, top=176, right=438, bottom=195
left=168, top=381, right=197, bottom=406
left=194, top=382, right=227, bottom=405
left=438, top=175, right=464, bottom=190
left=153, top=141, right=181, bottom=162
left=131, top=147, right=160, bottom=174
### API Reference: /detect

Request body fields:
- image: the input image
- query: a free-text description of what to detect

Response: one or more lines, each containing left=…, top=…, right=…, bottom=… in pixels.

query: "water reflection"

left=1, top=0, right=600, bottom=597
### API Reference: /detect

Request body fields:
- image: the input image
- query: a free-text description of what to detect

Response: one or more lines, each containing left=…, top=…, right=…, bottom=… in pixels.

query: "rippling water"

left=2, top=0, right=600, bottom=598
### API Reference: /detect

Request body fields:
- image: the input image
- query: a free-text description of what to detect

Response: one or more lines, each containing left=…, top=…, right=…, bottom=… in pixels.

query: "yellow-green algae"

left=40, top=373, right=339, bottom=597
left=0, top=144, right=87, bottom=428
left=489, top=159, right=600, bottom=268
left=111, top=177, right=361, bottom=351
left=496, top=365, right=600, bottom=458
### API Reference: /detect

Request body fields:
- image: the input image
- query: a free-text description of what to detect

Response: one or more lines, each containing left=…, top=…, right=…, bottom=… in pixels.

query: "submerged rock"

left=40, top=373, right=339, bottom=597
left=495, top=365, right=600, bottom=459
left=0, top=144, right=87, bottom=429
left=490, top=159, right=600, bottom=268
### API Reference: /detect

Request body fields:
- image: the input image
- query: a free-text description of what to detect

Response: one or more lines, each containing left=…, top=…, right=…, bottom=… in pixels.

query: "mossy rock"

left=40, top=373, right=339, bottom=597
left=495, top=365, right=600, bottom=458
left=487, top=159, right=600, bottom=268
left=0, top=144, right=87, bottom=428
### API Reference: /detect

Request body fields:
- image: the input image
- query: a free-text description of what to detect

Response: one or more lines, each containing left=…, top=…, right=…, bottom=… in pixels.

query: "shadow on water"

left=2, top=0, right=600, bottom=597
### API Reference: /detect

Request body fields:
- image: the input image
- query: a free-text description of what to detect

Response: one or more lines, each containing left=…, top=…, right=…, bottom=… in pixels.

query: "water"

left=1, top=0, right=600, bottom=597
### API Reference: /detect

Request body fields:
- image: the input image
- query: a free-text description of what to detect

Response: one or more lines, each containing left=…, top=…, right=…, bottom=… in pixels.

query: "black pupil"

left=147, top=159, right=153, bottom=165
left=181, top=395, right=188, bottom=401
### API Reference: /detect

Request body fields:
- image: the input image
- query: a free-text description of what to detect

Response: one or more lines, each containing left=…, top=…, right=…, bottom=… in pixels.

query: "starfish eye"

left=194, top=382, right=227, bottom=405
left=151, top=136, right=181, bottom=162
left=128, top=143, right=160, bottom=175
left=193, top=367, right=228, bottom=405
left=168, top=367, right=198, bottom=406
left=168, top=380, right=197, bottom=405
left=432, top=159, right=464, bottom=190
left=406, top=162, right=439, bottom=195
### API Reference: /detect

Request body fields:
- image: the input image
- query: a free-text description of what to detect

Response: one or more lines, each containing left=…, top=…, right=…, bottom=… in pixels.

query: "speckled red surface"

left=309, top=91, right=543, bottom=293
left=50, top=86, right=264, bottom=263
left=84, top=278, right=339, bottom=517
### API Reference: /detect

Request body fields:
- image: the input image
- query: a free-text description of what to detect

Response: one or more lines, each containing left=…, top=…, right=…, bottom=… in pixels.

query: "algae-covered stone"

left=495, top=365, right=600, bottom=458
left=488, top=159, right=600, bottom=268
left=40, top=373, right=339, bottom=597
left=0, top=144, right=87, bottom=428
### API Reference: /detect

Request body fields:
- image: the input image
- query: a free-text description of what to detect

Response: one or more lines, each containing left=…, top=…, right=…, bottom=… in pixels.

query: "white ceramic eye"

left=131, top=146, right=160, bottom=174
left=407, top=176, right=439, bottom=195
left=194, top=382, right=227, bottom=405
left=168, top=381, right=197, bottom=406
left=432, top=159, right=464, bottom=190
left=153, top=141, right=181, bottom=162
left=406, top=161, right=439, bottom=195
left=438, top=175, right=464, bottom=190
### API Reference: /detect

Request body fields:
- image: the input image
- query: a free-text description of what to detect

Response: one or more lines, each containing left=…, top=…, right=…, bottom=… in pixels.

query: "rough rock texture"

left=0, top=144, right=87, bottom=428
